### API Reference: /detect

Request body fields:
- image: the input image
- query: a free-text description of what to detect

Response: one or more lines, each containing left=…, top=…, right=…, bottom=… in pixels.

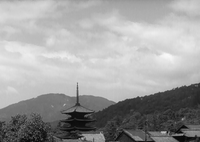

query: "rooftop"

left=122, top=129, right=153, bottom=141
left=181, top=129, right=200, bottom=137
left=151, top=136, right=179, bottom=142
left=82, top=133, right=105, bottom=142
left=61, top=104, right=94, bottom=114
left=185, top=125, right=200, bottom=130
left=61, top=83, right=94, bottom=114
left=148, top=131, right=169, bottom=137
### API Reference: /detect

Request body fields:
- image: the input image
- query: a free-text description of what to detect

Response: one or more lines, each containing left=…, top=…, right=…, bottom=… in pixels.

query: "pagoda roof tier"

left=54, top=133, right=83, bottom=140
left=60, top=118, right=96, bottom=122
left=61, top=83, right=95, bottom=114
left=60, top=126, right=96, bottom=132
left=61, top=104, right=94, bottom=114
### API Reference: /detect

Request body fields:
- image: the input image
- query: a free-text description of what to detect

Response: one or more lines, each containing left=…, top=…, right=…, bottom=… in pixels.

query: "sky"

left=0, top=0, right=200, bottom=109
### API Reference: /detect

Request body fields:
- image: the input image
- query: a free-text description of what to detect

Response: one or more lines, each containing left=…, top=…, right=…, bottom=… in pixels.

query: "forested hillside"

left=0, top=94, right=115, bottom=122
left=94, top=83, right=200, bottom=128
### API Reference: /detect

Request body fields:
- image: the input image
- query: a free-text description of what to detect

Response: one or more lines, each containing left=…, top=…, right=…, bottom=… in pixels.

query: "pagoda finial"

left=76, top=82, right=80, bottom=105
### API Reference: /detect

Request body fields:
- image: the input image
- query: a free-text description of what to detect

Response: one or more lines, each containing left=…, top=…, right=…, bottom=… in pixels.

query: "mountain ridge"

left=0, top=93, right=115, bottom=122
left=94, top=82, right=200, bottom=128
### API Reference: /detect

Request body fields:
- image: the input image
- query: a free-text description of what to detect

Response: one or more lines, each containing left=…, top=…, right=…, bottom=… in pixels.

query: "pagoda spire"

left=76, top=82, right=80, bottom=106
left=59, top=83, right=96, bottom=138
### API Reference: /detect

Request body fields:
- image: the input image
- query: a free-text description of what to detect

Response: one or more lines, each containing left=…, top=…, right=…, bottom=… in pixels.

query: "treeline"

left=103, top=106, right=200, bottom=142
left=94, top=83, right=200, bottom=128
left=0, top=113, right=54, bottom=142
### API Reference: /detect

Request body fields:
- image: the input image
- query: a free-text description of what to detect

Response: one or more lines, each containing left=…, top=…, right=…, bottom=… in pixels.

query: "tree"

left=104, top=120, right=118, bottom=142
left=2, top=114, right=27, bottom=142
left=1, top=113, right=54, bottom=142
left=0, top=121, right=5, bottom=142
left=17, top=113, right=52, bottom=142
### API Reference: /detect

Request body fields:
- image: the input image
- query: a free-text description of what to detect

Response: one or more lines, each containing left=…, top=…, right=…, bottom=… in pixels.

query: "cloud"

left=0, top=0, right=54, bottom=23
left=79, top=19, right=95, bottom=29
left=0, top=0, right=200, bottom=105
left=0, top=86, right=20, bottom=108
left=170, top=0, right=200, bottom=17
left=6, top=86, right=19, bottom=94
left=40, top=6, right=200, bottom=97
left=0, top=41, right=43, bottom=84
left=84, top=7, right=200, bottom=93
left=45, top=29, right=78, bottom=47
left=42, top=51, right=81, bottom=63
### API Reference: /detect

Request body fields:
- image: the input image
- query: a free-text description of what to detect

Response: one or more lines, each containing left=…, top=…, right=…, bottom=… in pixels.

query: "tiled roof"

left=62, top=139, right=81, bottom=142
left=176, top=124, right=200, bottom=133
left=53, top=136, right=82, bottom=142
left=61, top=104, right=94, bottom=114
left=148, top=131, right=168, bottom=137
left=131, top=136, right=143, bottom=141
left=61, top=118, right=95, bottom=122
left=59, top=126, right=96, bottom=131
left=175, top=124, right=200, bottom=138
left=185, top=125, right=200, bottom=130
left=151, top=136, right=179, bottom=142
left=182, top=130, right=200, bottom=137
left=124, top=129, right=153, bottom=141
left=82, top=133, right=105, bottom=142
left=171, top=133, right=184, bottom=137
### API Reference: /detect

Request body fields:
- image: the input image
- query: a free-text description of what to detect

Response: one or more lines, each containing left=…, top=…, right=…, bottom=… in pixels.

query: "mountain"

left=94, top=82, right=200, bottom=128
left=0, top=93, right=115, bottom=122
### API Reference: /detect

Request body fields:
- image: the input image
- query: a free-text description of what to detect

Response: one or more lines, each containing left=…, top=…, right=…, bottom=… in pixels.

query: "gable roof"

left=148, top=131, right=178, bottom=142
left=151, top=137, right=179, bottom=142
left=176, top=124, right=200, bottom=133
left=148, top=131, right=168, bottom=137
left=53, top=136, right=82, bottom=142
left=82, top=133, right=105, bottom=142
left=181, top=129, right=200, bottom=137
left=118, top=129, right=153, bottom=141
left=185, top=125, right=200, bottom=130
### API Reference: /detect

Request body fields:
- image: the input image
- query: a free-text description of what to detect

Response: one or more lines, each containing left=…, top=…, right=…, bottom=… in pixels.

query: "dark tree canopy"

left=94, top=83, right=200, bottom=128
left=0, top=113, right=54, bottom=142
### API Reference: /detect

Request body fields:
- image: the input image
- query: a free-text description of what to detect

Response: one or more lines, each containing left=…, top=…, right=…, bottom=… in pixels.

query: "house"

left=54, top=132, right=105, bottom=142
left=82, top=132, right=105, bottom=142
left=115, top=129, right=153, bottom=142
left=115, top=129, right=178, bottom=142
left=176, top=125, right=200, bottom=133
left=173, top=125, right=200, bottom=142
left=148, top=131, right=179, bottom=142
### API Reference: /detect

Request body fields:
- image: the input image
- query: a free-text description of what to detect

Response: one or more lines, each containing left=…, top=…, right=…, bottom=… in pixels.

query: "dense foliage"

left=103, top=106, right=200, bottom=141
left=0, top=113, right=54, bottom=142
left=95, top=83, right=200, bottom=128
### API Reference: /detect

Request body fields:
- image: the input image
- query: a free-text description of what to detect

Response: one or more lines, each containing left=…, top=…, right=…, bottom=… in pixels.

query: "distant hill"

left=94, top=83, right=200, bottom=128
left=0, top=93, right=115, bottom=122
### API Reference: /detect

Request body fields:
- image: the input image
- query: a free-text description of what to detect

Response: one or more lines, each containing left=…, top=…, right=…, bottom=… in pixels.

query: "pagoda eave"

left=54, top=134, right=83, bottom=139
left=61, top=104, right=94, bottom=115
left=60, top=118, right=96, bottom=122
left=61, top=111, right=94, bottom=115
left=59, top=126, right=96, bottom=132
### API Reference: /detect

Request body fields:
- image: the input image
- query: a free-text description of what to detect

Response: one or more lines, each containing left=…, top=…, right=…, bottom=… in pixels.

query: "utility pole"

left=144, top=118, right=148, bottom=142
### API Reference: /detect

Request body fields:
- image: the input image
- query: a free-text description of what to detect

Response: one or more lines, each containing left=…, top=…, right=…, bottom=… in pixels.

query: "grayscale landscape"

left=0, top=0, right=200, bottom=142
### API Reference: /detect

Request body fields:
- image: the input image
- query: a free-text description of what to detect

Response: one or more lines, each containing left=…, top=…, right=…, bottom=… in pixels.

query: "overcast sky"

left=0, top=0, right=200, bottom=108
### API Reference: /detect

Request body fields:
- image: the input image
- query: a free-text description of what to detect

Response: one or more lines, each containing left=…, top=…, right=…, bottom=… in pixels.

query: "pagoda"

left=59, top=83, right=96, bottom=139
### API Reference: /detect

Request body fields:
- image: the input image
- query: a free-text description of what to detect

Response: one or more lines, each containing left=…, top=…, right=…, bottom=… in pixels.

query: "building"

left=115, top=129, right=178, bottom=142
left=173, top=125, right=200, bottom=142
left=81, top=132, right=105, bottom=142
left=115, top=129, right=153, bottom=142
left=148, top=131, right=179, bottom=142
left=58, top=83, right=96, bottom=139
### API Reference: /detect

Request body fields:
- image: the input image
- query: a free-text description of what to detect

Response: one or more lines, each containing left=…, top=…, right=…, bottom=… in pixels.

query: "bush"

left=1, top=113, right=54, bottom=142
